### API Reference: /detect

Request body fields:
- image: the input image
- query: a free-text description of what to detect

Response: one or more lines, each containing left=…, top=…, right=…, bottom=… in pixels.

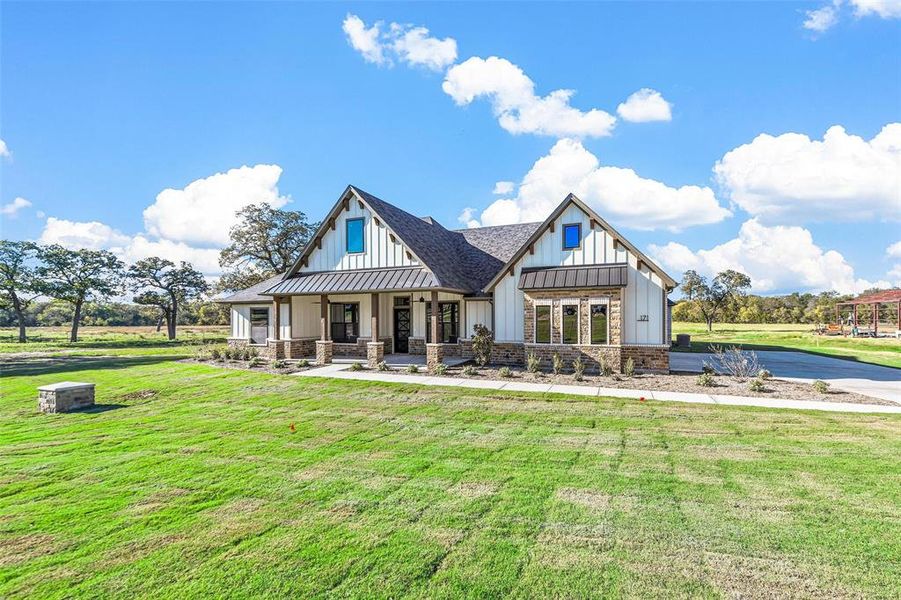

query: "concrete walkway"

left=671, top=350, right=901, bottom=404
left=295, top=363, right=901, bottom=414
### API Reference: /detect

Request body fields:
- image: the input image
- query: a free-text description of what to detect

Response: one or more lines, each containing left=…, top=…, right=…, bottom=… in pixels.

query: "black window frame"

left=561, top=303, right=579, bottom=344
left=562, top=223, right=581, bottom=250
left=534, top=304, right=551, bottom=344
left=590, top=302, right=609, bottom=345
left=249, top=307, right=270, bottom=344
left=330, top=302, right=360, bottom=343
left=346, top=217, right=365, bottom=254
left=426, top=302, right=459, bottom=343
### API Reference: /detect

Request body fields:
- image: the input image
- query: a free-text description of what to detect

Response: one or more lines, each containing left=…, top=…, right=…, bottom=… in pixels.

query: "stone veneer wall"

left=333, top=337, right=394, bottom=358
left=524, top=344, right=621, bottom=373
left=460, top=340, right=525, bottom=366
left=408, top=337, right=426, bottom=355
left=523, top=289, right=622, bottom=345
left=620, top=345, right=670, bottom=373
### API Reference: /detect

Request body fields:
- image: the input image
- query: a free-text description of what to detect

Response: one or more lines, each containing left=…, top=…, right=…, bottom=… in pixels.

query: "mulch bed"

left=188, top=358, right=316, bottom=376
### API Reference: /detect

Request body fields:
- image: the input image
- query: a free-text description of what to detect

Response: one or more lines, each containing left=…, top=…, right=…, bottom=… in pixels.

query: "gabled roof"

left=216, top=272, right=285, bottom=304
left=483, top=193, right=677, bottom=291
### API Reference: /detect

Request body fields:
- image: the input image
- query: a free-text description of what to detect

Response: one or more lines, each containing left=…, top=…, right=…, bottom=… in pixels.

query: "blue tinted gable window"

left=346, top=218, right=364, bottom=253
left=562, top=223, right=581, bottom=250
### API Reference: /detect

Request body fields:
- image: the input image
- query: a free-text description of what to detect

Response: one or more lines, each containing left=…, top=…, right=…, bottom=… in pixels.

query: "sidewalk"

left=294, top=364, right=901, bottom=414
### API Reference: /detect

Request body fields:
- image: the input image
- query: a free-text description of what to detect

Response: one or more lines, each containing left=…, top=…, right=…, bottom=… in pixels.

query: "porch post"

left=367, top=293, right=384, bottom=367
left=273, top=296, right=281, bottom=341
left=316, top=294, right=333, bottom=365
left=430, top=290, right=439, bottom=344
left=320, top=294, right=329, bottom=341
left=371, top=293, right=379, bottom=342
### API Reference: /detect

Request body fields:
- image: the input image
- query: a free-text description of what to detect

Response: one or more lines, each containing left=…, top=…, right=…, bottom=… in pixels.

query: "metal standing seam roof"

left=518, top=264, right=628, bottom=290
left=262, top=267, right=437, bottom=295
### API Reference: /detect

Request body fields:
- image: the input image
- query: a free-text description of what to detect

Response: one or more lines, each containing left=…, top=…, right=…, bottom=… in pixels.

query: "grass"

left=0, top=326, right=229, bottom=357
left=2, top=356, right=899, bottom=598
left=673, top=322, right=901, bottom=369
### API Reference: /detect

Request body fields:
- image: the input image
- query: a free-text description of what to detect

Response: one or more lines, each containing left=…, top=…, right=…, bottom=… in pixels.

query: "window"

left=426, top=302, right=459, bottom=343
left=562, top=304, right=579, bottom=344
left=562, top=223, right=581, bottom=250
left=330, top=303, right=359, bottom=342
left=346, top=218, right=364, bottom=253
left=590, top=303, right=608, bottom=344
left=249, top=307, right=269, bottom=344
left=535, top=304, right=551, bottom=344
left=393, top=296, right=411, bottom=307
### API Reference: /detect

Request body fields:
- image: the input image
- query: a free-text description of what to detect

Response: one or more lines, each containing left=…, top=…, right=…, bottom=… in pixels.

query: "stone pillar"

left=367, top=341, right=384, bottom=368
left=316, top=340, right=334, bottom=365
left=430, top=290, right=439, bottom=344
left=426, top=343, right=445, bottom=372
left=38, top=382, right=95, bottom=413
left=320, top=294, right=329, bottom=341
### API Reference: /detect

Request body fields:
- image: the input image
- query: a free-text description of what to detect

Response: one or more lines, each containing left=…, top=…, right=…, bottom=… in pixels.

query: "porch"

left=333, top=353, right=469, bottom=367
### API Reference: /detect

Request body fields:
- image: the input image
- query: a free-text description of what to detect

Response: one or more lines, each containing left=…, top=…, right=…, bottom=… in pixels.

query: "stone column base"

left=367, top=342, right=385, bottom=368
left=38, top=382, right=95, bottom=413
left=267, top=339, right=287, bottom=360
left=316, top=340, right=334, bottom=365
left=426, top=343, right=445, bottom=372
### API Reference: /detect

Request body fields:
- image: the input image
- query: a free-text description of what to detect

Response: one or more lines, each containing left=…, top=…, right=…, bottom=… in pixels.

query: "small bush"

left=572, top=357, right=585, bottom=382
left=471, top=324, right=494, bottom=367
left=239, top=347, right=251, bottom=361
left=748, top=377, right=765, bottom=392
left=710, top=344, right=760, bottom=381
left=433, top=363, right=448, bottom=376
left=273, top=359, right=287, bottom=369
left=406, top=364, right=420, bottom=373
left=624, top=357, right=635, bottom=378
left=701, top=363, right=715, bottom=375
left=249, top=357, right=264, bottom=368
left=462, top=365, right=477, bottom=377
left=526, top=352, right=541, bottom=373
left=193, top=346, right=209, bottom=361
left=812, top=380, right=830, bottom=394
left=377, top=361, right=390, bottom=371
left=248, top=347, right=259, bottom=359
left=298, top=358, right=310, bottom=368
left=552, top=352, right=564, bottom=375
left=210, top=346, right=222, bottom=360
left=349, top=362, right=364, bottom=372
left=498, top=366, right=513, bottom=378
left=599, top=356, right=613, bottom=377
left=223, top=347, right=234, bottom=360
left=757, top=368, right=772, bottom=380
left=697, top=372, right=716, bottom=387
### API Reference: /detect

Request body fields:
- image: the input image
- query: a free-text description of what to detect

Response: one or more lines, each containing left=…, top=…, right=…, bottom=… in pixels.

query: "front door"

left=393, top=308, right=411, bottom=353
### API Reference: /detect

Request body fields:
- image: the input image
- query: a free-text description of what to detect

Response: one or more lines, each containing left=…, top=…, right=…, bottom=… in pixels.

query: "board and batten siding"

left=304, top=201, right=419, bottom=272
left=492, top=203, right=667, bottom=345
left=463, top=300, right=492, bottom=339
left=230, top=305, right=275, bottom=341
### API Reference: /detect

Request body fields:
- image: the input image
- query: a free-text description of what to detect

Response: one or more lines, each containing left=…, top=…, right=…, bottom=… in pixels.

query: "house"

left=221, top=185, right=676, bottom=372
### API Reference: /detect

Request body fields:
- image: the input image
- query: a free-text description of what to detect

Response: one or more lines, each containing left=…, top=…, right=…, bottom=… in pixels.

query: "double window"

left=330, top=303, right=359, bottom=342
left=346, top=218, right=364, bottom=253
left=426, top=302, right=459, bottom=343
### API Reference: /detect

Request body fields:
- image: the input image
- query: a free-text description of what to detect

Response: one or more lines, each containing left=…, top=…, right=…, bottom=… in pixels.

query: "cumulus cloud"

left=492, top=181, right=515, bottom=195
left=804, top=1, right=841, bottom=32
left=342, top=14, right=457, bottom=71
left=143, top=164, right=289, bottom=247
left=443, top=57, right=617, bottom=138
left=466, top=138, right=731, bottom=231
left=851, top=0, right=901, bottom=18
left=803, top=0, right=901, bottom=34
left=39, top=217, right=132, bottom=251
left=457, top=207, right=481, bottom=229
left=1, top=197, right=32, bottom=217
left=714, top=123, right=901, bottom=223
left=649, top=219, right=890, bottom=294
left=0, top=138, right=10, bottom=159
left=616, top=88, right=673, bottom=122
left=886, top=240, right=901, bottom=259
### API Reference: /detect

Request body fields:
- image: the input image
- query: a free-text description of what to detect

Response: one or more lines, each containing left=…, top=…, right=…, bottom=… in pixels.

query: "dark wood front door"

left=393, top=308, right=410, bottom=353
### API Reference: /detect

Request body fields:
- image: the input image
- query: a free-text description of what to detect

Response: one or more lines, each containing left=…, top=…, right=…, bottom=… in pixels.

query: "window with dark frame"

left=562, top=223, right=581, bottom=249
left=591, top=303, right=608, bottom=344
left=535, top=305, right=551, bottom=343
left=426, top=302, right=459, bottom=343
left=562, top=304, right=579, bottom=344
left=346, top=218, right=364, bottom=253
left=249, top=307, right=269, bottom=344
left=330, top=303, right=359, bottom=342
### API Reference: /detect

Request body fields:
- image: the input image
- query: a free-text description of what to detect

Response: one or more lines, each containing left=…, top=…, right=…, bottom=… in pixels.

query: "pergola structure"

left=835, top=289, right=901, bottom=337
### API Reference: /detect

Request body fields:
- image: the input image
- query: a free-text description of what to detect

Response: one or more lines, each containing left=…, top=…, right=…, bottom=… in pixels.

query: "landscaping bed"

left=188, top=357, right=317, bottom=375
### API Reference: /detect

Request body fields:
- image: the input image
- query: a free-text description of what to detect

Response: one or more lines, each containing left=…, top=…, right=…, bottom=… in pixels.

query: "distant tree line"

left=0, top=298, right=229, bottom=329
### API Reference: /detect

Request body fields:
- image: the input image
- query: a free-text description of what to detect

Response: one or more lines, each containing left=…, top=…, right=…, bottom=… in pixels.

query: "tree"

left=128, top=258, right=208, bottom=340
left=216, top=204, right=317, bottom=293
left=679, top=269, right=752, bottom=332
left=0, top=241, right=41, bottom=342
left=36, top=245, right=124, bottom=342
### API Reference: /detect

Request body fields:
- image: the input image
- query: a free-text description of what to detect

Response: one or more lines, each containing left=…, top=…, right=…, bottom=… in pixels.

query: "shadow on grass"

left=75, top=403, right=128, bottom=414
left=0, top=355, right=179, bottom=378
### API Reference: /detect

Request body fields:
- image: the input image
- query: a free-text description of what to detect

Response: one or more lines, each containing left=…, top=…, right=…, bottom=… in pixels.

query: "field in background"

left=0, top=326, right=228, bottom=357
left=1, top=358, right=899, bottom=598
left=673, top=322, right=901, bottom=369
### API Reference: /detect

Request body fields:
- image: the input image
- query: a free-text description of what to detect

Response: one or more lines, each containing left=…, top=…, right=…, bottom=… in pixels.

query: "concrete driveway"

left=670, top=350, right=901, bottom=404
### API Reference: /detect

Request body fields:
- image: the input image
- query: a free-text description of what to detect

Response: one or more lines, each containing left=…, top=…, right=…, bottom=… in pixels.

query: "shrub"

left=377, top=361, right=390, bottom=371
left=471, top=324, right=494, bottom=367
left=406, top=364, right=419, bottom=374
left=748, top=377, right=765, bottom=392
left=552, top=352, right=564, bottom=375
left=273, top=359, right=287, bottom=369
left=249, top=357, right=264, bottom=368
left=572, top=357, right=585, bottom=382
left=462, top=365, right=477, bottom=377
left=298, top=358, right=310, bottom=368
left=526, top=352, right=541, bottom=373
left=710, top=344, right=760, bottom=381
left=697, top=372, right=716, bottom=387
left=223, top=347, right=234, bottom=360
left=701, top=363, right=715, bottom=375
left=599, top=355, right=613, bottom=377
left=210, top=346, right=222, bottom=360
left=812, top=380, right=830, bottom=394
left=349, top=362, right=364, bottom=372
left=757, top=368, right=772, bottom=380
left=433, top=363, right=448, bottom=376
left=498, top=366, right=513, bottom=378
left=193, top=346, right=209, bottom=361
left=624, top=357, right=635, bottom=378
left=248, top=347, right=259, bottom=359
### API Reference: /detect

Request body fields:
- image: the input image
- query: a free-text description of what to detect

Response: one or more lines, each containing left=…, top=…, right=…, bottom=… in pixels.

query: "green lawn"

left=0, top=326, right=228, bottom=357
left=673, top=322, right=901, bottom=369
left=1, top=357, right=899, bottom=598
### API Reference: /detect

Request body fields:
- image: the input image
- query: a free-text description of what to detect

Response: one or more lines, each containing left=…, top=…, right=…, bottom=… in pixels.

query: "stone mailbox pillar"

left=38, top=382, right=95, bottom=413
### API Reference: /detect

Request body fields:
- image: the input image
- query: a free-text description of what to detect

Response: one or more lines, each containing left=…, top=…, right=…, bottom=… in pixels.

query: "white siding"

left=491, top=203, right=667, bottom=345
left=305, top=201, right=419, bottom=272
left=462, top=300, right=492, bottom=339
left=290, top=296, right=321, bottom=338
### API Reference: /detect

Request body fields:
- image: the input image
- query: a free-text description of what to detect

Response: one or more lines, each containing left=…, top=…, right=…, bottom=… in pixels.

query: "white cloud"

left=649, top=218, right=891, bottom=294
left=1, top=197, right=32, bottom=217
left=0, top=138, right=10, bottom=159
left=36, top=211, right=46, bottom=219
left=343, top=14, right=457, bottom=71
left=804, top=2, right=841, bottom=32
left=143, top=164, right=289, bottom=247
left=39, top=217, right=132, bottom=251
left=467, top=138, right=731, bottom=231
left=851, top=0, right=901, bottom=18
left=616, top=88, right=673, bottom=123
left=492, top=181, right=515, bottom=195
left=714, top=123, right=901, bottom=223
left=886, top=240, right=901, bottom=259
left=119, top=235, right=222, bottom=275
left=802, top=0, right=901, bottom=34
left=443, top=57, right=617, bottom=138
left=457, top=207, right=481, bottom=229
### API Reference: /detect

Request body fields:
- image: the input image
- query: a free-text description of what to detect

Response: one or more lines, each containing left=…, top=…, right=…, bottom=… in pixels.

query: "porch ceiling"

left=263, top=267, right=440, bottom=296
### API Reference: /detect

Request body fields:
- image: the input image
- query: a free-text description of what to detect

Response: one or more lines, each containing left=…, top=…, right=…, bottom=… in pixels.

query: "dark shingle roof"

left=217, top=272, right=285, bottom=303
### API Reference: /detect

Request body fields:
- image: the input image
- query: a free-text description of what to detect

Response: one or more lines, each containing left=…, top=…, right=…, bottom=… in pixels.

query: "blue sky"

left=1, top=1, right=899, bottom=294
